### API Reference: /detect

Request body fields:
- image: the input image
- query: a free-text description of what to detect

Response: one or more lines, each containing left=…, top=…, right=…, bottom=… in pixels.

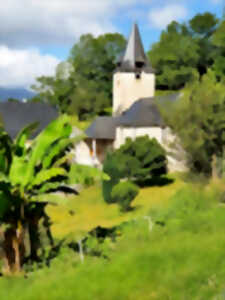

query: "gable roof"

left=85, top=117, right=117, bottom=140
left=117, top=97, right=164, bottom=127
left=0, top=101, right=58, bottom=139
left=116, top=23, right=154, bottom=73
left=85, top=93, right=181, bottom=139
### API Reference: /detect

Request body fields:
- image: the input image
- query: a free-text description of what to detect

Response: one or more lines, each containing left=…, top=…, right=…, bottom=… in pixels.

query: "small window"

left=135, top=73, right=141, bottom=79
left=135, top=61, right=144, bottom=68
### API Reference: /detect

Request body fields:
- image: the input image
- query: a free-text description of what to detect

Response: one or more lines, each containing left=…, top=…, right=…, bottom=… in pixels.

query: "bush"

left=111, top=181, right=139, bottom=212
left=117, top=136, right=167, bottom=181
left=103, top=136, right=167, bottom=203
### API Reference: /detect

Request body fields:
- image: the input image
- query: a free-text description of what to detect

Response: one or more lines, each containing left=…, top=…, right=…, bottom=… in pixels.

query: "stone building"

left=86, top=23, right=186, bottom=172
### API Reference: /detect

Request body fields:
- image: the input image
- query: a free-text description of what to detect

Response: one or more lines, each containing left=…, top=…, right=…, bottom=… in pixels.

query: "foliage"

left=0, top=116, right=103, bottom=273
left=111, top=181, right=139, bottom=212
left=161, top=70, right=225, bottom=177
left=148, top=12, right=223, bottom=90
left=212, top=20, right=225, bottom=79
left=32, top=33, right=126, bottom=120
left=103, top=136, right=167, bottom=203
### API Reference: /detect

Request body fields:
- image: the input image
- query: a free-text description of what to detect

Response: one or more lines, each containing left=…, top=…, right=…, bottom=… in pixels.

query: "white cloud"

left=0, top=46, right=60, bottom=88
left=0, top=0, right=141, bottom=47
left=148, top=4, right=188, bottom=29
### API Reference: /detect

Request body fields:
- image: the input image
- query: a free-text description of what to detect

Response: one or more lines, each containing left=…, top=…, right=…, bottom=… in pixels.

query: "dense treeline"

left=148, top=12, right=225, bottom=90
left=31, top=12, right=225, bottom=120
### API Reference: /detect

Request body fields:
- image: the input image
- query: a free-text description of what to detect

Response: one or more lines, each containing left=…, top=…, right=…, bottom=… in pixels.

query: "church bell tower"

left=113, top=23, right=155, bottom=116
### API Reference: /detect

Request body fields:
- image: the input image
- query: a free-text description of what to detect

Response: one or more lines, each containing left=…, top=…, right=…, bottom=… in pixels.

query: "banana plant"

left=0, top=115, right=109, bottom=273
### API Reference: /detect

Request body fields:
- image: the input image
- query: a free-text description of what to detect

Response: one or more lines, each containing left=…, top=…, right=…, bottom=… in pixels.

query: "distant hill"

left=0, top=87, right=35, bottom=101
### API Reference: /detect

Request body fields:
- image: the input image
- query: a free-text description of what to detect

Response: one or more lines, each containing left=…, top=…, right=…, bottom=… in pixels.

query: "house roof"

left=85, top=117, right=117, bottom=140
left=117, top=97, right=164, bottom=127
left=116, top=23, right=154, bottom=74
left=86, top=93, right=181, bottom=139
left=0, top=101, right=58, bottom=139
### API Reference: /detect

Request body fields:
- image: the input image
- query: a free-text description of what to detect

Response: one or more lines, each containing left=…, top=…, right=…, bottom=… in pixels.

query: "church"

left=85, top=23, right=186, bottom=172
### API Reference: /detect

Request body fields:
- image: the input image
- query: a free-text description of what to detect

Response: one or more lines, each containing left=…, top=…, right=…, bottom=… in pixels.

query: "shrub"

left=103, top=136, right=167, bottom=203
left=111, top=181, right=139, bottom=212
left=117, top=136, right=167, bottom=181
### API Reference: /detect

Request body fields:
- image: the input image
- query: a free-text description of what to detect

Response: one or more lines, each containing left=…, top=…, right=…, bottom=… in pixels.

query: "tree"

left=212, top=20, right=225, bottom=80
left=103, top=136, right=167, bottom=203
left=148, top=13, right=220, bottom=90
left=31, top=62, right=76, bottom=113
left=148, top=21, right=200, bottom=90
left=32, top=33, right=126, bottom=120
left=161, top=70, right=225, bottom=178
left=0, top=116, right=107, bottom=273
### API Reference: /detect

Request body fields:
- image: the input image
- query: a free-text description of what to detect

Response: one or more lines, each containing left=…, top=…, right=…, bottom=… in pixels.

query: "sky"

left=0, top=0, right=223, bottom=90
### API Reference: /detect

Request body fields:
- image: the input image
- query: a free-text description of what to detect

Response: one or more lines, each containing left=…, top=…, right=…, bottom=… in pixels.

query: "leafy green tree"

left=148, top=13, right=220, bottom=90
left=162, top=70, right=225, bottom=177
left=212, top=20, right=225, bottom=79
left=31, top=62, right=76, bottom=113
left=190, top=13, right=219, bottom=76
left=148, top=21, right=200, bottom=90
left=0, top=116, right=107, bottom=273
left=68, top=33, right=126, bottom=119
left=189, top=12, right=218, bottom=36
left=32, top=33, right=126, bottom=120
left=103, top=136, right=167, bottom=203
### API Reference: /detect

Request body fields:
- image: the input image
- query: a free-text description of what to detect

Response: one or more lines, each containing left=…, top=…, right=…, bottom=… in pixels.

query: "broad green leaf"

left=53, top=153, right=73, bottom=168
left=38, top=182, right=64, bottom=194
left=0, top=172, right=9, bottom=183
left=9, top=156, right=28, bottom=187
left=30, top=167, right=67, bottom=188
left=41, top=135, right=83, bottom=169
left=23, top=115, right=72, bottom=187
left=15, top=122, right=39, bottom=151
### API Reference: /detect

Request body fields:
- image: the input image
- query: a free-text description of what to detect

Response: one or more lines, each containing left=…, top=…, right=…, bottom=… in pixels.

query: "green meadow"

left=1, top=176, right=225, bottom=300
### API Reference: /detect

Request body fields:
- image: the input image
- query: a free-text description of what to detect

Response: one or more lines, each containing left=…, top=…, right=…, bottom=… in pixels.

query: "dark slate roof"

left=85, top=117, right=117, bottom=140
left=0, top=101, right=58, bottom=139
left=86, top=93, right=181, bottom=139
left=117, top=97, right=164, bottom=127
left=116, top=23, right=154, bottom=74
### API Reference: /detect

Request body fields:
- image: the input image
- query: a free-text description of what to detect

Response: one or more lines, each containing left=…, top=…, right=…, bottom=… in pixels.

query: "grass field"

left=46, top=174, right=183, bottom=240
left=1, top=176, right=225, bottom=299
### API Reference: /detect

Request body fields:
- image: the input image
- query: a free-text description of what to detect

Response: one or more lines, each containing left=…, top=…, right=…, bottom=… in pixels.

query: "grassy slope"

left=46, top=175, right=182, bottom=240
left=2, top=178, right=225, bottom=299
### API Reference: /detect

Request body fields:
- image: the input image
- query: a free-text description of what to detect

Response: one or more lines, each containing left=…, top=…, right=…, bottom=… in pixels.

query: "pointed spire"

left=117, top=23, right=154, bottom=73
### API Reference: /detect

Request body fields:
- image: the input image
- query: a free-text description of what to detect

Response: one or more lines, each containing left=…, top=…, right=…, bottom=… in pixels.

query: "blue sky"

left=0, top=0, right=223, bottom=89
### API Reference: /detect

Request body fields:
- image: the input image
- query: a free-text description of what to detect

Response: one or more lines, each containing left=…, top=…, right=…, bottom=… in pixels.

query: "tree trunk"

left=12, top=234, right=21, bottom=273
left=1, top=225, right=25, bottom=274
left=0, top=227, right=10, bottom=274
left=28, top=216, right=40, bottom=261
left=2, top=228, right=17, bottom=274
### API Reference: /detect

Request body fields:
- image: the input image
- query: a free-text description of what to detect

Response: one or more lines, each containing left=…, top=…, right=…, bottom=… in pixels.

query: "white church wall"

left=113, top=72, right=155, bottom=115
left=162, top=127, right=188, bottom=172
left=114, top=126, right=163, bottom=149
left=70, top=127, right=95, bottom=166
